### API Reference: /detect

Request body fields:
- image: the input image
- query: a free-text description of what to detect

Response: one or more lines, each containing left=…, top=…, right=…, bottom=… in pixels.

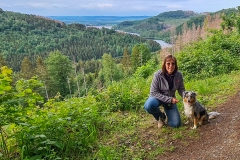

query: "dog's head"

left=183, top=91, right=197, bottom=105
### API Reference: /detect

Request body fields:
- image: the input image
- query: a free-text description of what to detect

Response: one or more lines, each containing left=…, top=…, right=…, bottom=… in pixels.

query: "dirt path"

left=158, top=90, right=240, bottom=160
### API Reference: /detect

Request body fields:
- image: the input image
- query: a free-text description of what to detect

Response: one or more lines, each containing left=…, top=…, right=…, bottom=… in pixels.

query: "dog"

left=183, top=91, right=209, bottom=129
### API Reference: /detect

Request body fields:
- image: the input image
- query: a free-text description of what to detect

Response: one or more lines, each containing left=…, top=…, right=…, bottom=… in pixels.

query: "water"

left=112, top=29, right=172, bottom=48
left=153, top=40, right=172, bottom=48
left=86, top=26, right=112, bottom=29
left=78, top=25, right=172, bottom=48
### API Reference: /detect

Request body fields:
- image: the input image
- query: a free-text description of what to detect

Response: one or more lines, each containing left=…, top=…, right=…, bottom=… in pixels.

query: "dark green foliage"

left=175, top=15, right=206, bottom=35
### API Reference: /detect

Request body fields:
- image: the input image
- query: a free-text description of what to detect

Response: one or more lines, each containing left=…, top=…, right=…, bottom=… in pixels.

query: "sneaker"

left=157, top=119, right=164, bottom=128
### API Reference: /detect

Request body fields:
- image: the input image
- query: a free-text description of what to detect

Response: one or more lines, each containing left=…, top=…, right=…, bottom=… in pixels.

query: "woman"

left=144, top=54, right=185, bottom=128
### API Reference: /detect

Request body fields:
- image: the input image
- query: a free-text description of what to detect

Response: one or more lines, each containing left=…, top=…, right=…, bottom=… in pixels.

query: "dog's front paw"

left=192, top=126, right=197, bottom=129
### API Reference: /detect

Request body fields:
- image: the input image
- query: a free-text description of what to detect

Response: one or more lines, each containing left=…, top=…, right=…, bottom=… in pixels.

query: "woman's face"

left=165, top=59, right=175, bottom=74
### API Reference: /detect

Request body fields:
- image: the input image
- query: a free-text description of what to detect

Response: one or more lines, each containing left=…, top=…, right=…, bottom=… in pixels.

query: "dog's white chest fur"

left=184, top=102, right=193, bottom=118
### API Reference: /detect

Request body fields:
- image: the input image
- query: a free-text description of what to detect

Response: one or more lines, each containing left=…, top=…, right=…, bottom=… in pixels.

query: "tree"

left=35, top=56, right=48, bottom=80
left=0, top=54, right=7, bottom=67
left=35, top=56, right=50, bottom=99
left=139, top=44, right=151, bottom=65
left=131, top=44, right=151, bottom=72
left=221, top=6, right=240, bottom=34
left=19, top=56, right=35, bottom=80
left=121, top=47, right=131, bottom=75
left=45, top=50, right=73, bottom=98
left=101, top=53, right=123, bottom=86
left=131, top=45, right=140, bottom=71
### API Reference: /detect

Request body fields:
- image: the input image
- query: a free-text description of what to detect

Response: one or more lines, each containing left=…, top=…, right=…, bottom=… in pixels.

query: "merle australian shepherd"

left=183, top=91, right=209, bottom=129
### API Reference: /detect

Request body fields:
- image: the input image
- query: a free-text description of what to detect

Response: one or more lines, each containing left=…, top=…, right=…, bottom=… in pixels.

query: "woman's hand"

left=171, top=98, right=179, bottom=104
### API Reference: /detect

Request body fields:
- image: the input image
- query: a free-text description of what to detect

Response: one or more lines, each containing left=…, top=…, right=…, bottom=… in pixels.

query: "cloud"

left=30, top=3, right=67, bottom=9
left=80, top=3, right=114, bottom=9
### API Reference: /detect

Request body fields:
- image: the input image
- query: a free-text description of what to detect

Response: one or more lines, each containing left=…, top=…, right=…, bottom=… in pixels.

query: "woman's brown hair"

left=161, top=54, right=178, bottom=74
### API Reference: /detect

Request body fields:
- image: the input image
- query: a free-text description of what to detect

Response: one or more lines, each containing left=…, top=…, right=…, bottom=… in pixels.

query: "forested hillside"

left=113, top=9, right=237, bottom=43
left=113, top=10, right=199, bottom=42
left=175, top=8, right=237, bottom=35
left=0, top=8, right=160, bottom=71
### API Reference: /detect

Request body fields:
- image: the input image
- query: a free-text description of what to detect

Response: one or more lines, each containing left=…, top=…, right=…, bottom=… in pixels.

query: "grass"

left=94, top=70, right=240, bottom=159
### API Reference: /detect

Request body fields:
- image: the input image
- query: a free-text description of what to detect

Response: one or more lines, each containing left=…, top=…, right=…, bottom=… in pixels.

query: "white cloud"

left=81, top=3, right=114, bottom=9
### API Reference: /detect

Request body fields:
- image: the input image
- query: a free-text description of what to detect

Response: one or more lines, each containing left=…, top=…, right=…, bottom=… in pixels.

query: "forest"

left=0, top=8, right=160, bottom=72
left=1, top=6, right=240, bottom=160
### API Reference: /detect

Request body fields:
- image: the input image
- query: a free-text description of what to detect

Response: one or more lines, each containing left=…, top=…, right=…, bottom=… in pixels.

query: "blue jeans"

left=144, top=96, right=181, bottom=128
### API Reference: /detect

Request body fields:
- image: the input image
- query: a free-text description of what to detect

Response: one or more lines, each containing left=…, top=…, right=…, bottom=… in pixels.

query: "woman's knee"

left=144, top=97, right=159, bottom=112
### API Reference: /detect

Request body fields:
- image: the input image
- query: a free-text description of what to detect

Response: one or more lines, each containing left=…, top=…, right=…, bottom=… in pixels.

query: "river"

left=153, top=40, right=172, bottom=48
left=88, top=25, right=172, bottom=48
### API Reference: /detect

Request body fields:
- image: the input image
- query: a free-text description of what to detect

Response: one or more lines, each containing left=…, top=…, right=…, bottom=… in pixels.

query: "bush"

left=177, top=31, right=240, bottom=80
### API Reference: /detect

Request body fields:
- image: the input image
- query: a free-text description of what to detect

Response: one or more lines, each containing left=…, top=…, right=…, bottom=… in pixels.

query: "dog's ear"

left=192, top=91, right=197, bottom=96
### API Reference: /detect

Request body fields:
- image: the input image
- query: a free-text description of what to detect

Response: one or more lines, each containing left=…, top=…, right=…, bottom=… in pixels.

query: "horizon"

left=1, top=0, right=239, bottom=17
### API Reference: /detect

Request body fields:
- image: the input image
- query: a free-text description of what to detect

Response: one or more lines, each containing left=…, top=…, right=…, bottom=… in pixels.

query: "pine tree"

left=131, top=45, right=140, bottom=71
left=35, top=56, right=49, bottom=99
left=0, top=54, right=7, bottom=67
left=20, top=56, right=35, bottom=80
left=121, top=47, right=131, bottom=75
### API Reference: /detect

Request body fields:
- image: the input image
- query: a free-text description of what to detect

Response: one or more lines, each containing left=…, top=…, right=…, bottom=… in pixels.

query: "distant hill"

left=48, top=16, right=150, bottom=26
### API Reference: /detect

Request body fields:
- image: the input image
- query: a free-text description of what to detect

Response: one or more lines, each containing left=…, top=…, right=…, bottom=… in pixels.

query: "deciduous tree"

left=45, top=50, right=73, bottom=98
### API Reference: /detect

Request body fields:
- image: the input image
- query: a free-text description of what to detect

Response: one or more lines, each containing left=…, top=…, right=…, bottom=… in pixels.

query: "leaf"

left=35, top=134, right=47, bottom=139
left=53, top=142, right=64, bottom=149
left=19, top=123, right=29, bottom=126
left=25, top=88, right=32, bottom=94
left=29, top=155, right=42, bottom=160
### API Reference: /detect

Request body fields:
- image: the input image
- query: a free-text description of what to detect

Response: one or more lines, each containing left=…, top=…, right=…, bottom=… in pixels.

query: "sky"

left=0, top=0, right=239, bottom=16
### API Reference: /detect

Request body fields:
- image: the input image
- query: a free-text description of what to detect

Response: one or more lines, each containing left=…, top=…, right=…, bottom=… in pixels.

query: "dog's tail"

left=208, top=111, right=220, bottom=120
